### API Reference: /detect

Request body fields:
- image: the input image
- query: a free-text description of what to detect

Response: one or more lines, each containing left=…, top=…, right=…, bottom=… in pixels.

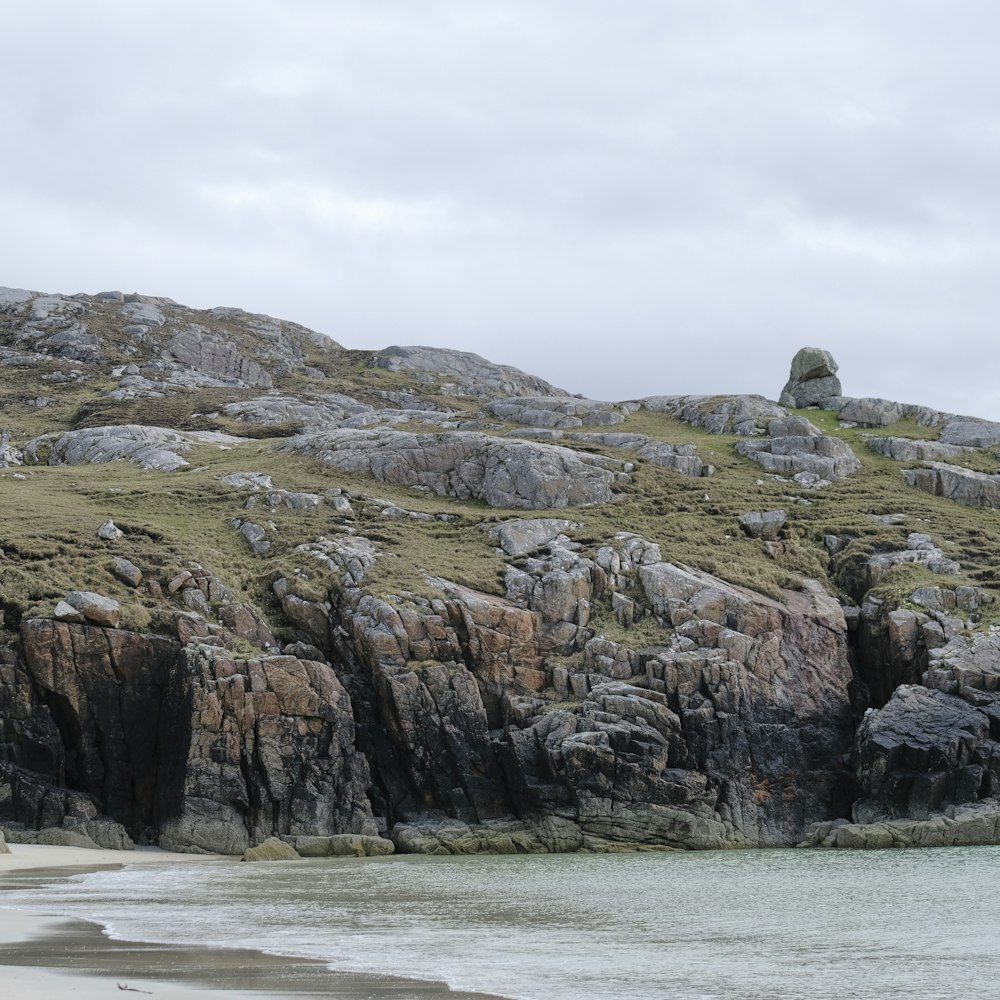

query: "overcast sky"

left=3, top=2, right=999, bottom=416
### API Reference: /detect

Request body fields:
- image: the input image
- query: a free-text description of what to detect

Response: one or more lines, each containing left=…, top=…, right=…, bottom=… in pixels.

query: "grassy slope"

left=3, top=292, right=998, bottom=634
left=4, top=383, right=999, bottom=643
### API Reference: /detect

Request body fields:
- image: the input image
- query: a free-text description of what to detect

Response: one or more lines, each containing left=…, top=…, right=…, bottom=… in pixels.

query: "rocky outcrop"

left=160, top=646, right=376, bottom=854
left=222, top=393, right=373, bottom=428
left=164, top=330, right=273, bottom=389
left=2, top=623, right=376, bottom=855
left=778, top=347, right=842, bottom=407
left=281, top=832, right=394, bottom=857
left=23, top=425, right=244, bottom=471
left=938, top=417, right=1000, bottom=449
left=905, top=463, right=1000, bottom=508
left=280, top=429, right=629, bottom=509
left=851, top=684, right=996, bottom=823
left=802, top=801, right=1000, bottom=849
left=313, top=524, right=855, bottom=851
left=641, top=395, right=785, bottom=435
left=634, top=441, right=713, bottom=477
left=8, top=280, right=1000, bottom=858
left=372, top=346, right=566, bottom=399
left=488, top=396, right=626, bottom=429
left=15, top=622, right=186, bottom=839
left=835, top=397, right=949, bottom=429
left=736, top=416, right=861, bottom=481
left=865, top=436, right=971, bottom=463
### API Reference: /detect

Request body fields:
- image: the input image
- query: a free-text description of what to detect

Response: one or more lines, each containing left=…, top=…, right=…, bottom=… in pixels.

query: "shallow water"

left=5, top=847, right=1000, bottom=999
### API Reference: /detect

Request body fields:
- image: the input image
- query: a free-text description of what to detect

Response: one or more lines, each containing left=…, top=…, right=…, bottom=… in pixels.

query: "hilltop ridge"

left=3, top=286, right=1000, bottom=856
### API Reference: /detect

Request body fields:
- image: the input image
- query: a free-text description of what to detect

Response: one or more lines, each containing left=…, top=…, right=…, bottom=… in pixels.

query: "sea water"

left=4, top=846, right=1000, bottom=999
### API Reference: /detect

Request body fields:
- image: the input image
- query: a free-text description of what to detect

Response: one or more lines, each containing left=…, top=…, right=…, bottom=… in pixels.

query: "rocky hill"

left=3, top=285, right=1000, bottom=856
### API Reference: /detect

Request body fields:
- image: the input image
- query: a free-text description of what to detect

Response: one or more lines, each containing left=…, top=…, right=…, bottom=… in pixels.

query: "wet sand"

left=0, top=844, right=508, bottom=1000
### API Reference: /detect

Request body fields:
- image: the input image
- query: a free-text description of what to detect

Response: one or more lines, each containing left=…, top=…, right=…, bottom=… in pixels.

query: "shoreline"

left=0, top=843, right=509, bottom=1000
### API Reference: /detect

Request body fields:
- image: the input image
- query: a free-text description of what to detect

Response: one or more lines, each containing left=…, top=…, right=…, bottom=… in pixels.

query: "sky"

left=2, top=1, right=999, bottom=417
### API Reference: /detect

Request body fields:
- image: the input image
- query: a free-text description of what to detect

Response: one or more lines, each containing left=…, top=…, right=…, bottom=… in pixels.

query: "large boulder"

left=778, top=348, right=842, bottom=407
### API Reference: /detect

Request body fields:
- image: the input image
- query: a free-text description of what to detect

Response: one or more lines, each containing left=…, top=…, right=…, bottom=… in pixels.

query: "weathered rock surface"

left=641, top=395, right=785, bottom=435
left=778, top=347, right=842, bottom=407
left=736, top=416, right=861, bottom=480
left=939, top=416, right=1000, bottom=449
left=834, top=397, right=950, bottom=429
left=281, top=833, right=395, bottom=857
left=160, top=647, right=377, bottom=854
left=802, top=801, right=1000, bottom=849
left=66, top=591, right=121, bottom=628
left=281, top=430, right=628, bottom=509
left=634, top=441, right=713, bottom=477
left=905, top=463, right=1000, bottom=508
left=23, top=425, right=244, bottom=471
left=2, top=623, right=377, bottom=855
left=851, top=685, right=997, bottom=823
left=242, top=836, right=301, bottom=861
left=865, top=436, right=971, bottom=463
left=165, top=330, right=273, bottom=389
left=738, top=510, right=786, bottom=541
left=488, top=396, right=625, bottom=429
left=312, top=525, right=856, bottom=851
left=372, top=346, right=565, bottom=398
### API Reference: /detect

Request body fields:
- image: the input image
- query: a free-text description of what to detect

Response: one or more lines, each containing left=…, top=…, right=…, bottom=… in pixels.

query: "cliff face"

left=3, top=294, right=1000, bottom=853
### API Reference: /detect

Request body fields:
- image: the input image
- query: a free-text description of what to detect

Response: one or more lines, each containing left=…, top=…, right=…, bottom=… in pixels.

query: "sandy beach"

left=0, top=844, right=505, bottom=1000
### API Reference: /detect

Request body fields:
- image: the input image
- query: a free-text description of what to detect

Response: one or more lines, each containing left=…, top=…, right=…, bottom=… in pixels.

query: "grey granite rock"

left=736, top=416, right=861, bottom=480
left=165, top=330, right=273, bottom=389
left=865, top=436, right=972, bottom=463
left=778, top=347, right=842, bottom=407
left=939, top=416, right=1000, bottom=449
left=280, top=430, right=628, bottom=509
left=23, top=425, right=244, bottom=472
left=641, top=394, right=785, bottom=435
left=488, top=396, right=625, bottom=429
left=905, top=463, right=1000, bottom=508
left=372, top=345, right=566, bottom=398
left=635, top=440, right=713, bottom=477
left=66, top=591, right=121, bottom=628
left=111, top=557, right=143, bottom=588
left=488, top=518, right=581, bottom=558
left=53, top=600, right=86, bottom=623
left=97, top=519, right=123, bottom=540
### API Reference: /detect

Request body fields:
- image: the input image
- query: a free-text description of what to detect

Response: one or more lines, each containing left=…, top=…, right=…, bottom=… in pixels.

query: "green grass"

left=4, top=316, right=1000, bottom=648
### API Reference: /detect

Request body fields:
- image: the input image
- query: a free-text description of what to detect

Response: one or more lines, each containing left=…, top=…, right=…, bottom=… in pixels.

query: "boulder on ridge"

left=778, top=348, right=842, bottom=407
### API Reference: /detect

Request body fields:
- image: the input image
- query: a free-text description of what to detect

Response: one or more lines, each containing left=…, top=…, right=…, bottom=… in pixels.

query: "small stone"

left=112, top=557, right=143, bottom=588
left=54, top=600, right=86, bottom=623
left=97, top=519, right=123, bottom=540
